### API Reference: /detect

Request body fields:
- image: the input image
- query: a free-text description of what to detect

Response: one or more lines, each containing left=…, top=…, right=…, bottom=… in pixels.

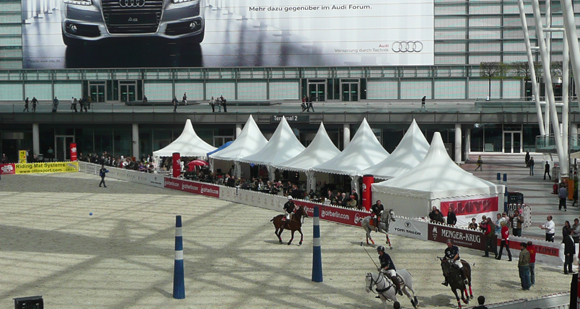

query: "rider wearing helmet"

left=283, top=196, right=296, bottom=221
left=442, top=239, right=468, bottom=286
left=377, top=245, right=403, bottom=296
left=371, top=200, right=384, bottom=232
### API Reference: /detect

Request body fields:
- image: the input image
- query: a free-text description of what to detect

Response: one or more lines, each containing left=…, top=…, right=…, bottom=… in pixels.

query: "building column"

left=455, top=123, right=462, bottom=164
left=572, top=123, right=578, bottom=150
left=465, top=128, right=471, bottom=162
left=32, top=123, right=40, bottom=156
left=132, top=123, right=139, bottom=159
left=343, top=124, right=351, bottom=149
left=236, top=123, right=242, bottom=138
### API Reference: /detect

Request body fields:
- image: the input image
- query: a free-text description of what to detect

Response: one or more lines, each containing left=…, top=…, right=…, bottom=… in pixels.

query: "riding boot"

left=392, top=276, right=403, bottom=295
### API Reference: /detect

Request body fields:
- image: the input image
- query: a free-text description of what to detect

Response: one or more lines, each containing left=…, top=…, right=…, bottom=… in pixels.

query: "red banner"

left=440, top=196, right=498, bottom=217
left=428, top=223, right=485, bottom=250
left=164, top=177, right=183, bottom=190
left=164, top=178, right=220, bottom=198
left=293, top=199, right=369, bottom=227
left=0, top=164, right=15, bottom=175
left=70, top=143, right=77, bottom=162
left=199, top=183, right=220, bottom=198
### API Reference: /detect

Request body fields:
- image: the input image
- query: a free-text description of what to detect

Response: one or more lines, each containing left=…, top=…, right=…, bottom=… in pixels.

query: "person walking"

left=518, top=242, right=531, bottom=290
left=564, top=233, right=575, bottom=274
left=182, top=92, right=188, bottom=106
left=559, top=183, right=568, bottom=211
left=31, top=96, right=38, bottom=112
left=71, top=97, right=78, bottom=112
left=540, top=215, right=555, bottom=242
left=221, top=95, right=227, bottom=112
left=496, top=221, right=512, bottom=261
left=421, top=95, right=426, bottom=111
left=52, top=96, right=59, bottom=112
left=210, top=96, right=215, bottom=112
left=475, top=156, right=483, bottom=171
left=99, top=164, right=108, bottom=188
left=544, top=161, right=551, bottom=180
left=23, top=97, right=29, bottom=112
left=172, top=96, right=178, bottom=112
left=307, top=96, right=315, bottom=112
left=529, top=157, right=535, bottom=175
left=527, top=241, right=536, bottom=285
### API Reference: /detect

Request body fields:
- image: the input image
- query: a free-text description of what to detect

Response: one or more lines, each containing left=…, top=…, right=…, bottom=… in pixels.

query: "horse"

left=365, top=269, right=419, bottom=309
left=439, top=257, right=473, bottom=308
left=270, top=206, right=309, bottom=245
left=361, top=209, right=396, bottom=248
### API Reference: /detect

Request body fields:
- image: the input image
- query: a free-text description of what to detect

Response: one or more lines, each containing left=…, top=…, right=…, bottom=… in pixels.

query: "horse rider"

left=377, top=245, right=403, bottom=296
left=371, top=200, right=384, bottom=232
left=283, top=196, right=296, bottom=221
left=442, top=239, right=468, bottom=286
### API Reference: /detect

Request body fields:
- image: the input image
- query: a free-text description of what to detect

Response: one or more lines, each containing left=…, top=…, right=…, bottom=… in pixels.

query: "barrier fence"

left=77, top=162, right=566, bottom=267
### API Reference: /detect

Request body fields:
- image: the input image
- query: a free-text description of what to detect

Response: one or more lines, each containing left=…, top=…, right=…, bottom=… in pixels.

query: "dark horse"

left=439, top=257, right=473, bottom=309
left=271, top=206, right=309, bottom=245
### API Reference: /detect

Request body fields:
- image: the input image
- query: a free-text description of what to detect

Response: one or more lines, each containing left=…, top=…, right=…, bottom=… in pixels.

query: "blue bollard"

left=173, top=215, right=185, bottom=299
left=497, top=173, right=501, bottom=182
left=312, top=206, right=323, bottom=282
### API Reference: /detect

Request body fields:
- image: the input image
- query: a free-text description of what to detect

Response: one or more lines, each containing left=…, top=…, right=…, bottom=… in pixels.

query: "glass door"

left=89, top=82, right=106, bottom=103
left=341, top=81, right=359, bottom=101
left=503, top=131, right=522, bottom=153
left=55, top=135, right=75, bottom=161
left=308, top=82, right=326, bottom=102
left=120, top=83, right=136, bottom=103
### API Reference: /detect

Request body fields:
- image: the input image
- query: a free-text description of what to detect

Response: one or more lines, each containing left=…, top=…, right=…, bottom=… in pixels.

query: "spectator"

left=221, top=95, right=227, bottom=112
left=527, top=241, right=536, bottom=285
left=446, top=207, right=457, bottom=226
left=210, top=96, right=215, bottom=112
left=563, top=220, right=572, bottom=239
left=510, top=209, right=524, bottom=237
left=564, top=232, right=575, bottom=274
left=347, top=195, right=357, bottom=208
left=525, top=151, right=530, bottom=167
left=307, top=96, right=315, bottom=112
left=540, top=215, right=555, bottom=242
left=572, top=218, right=580, bottom=243
left=421, top=95, right=426, bottom=111
left=518, top=242, right=531, bottom=290
left=468, top=218, right=478, bottom=230
left=71, top=97, right=78, bottom=112
left=496, top=221, right=512, bottom=261
left=429, top=207, right=444, bottom=224
left=544, top=161, right=551, bottom=180
left=559, top=183, right=568, bottom=211
left=529, top=157, right=535, bottom=175
left=475, top=155, right=483, bottom=171
left=473, top=295, right=488, bottom=309
left=494, top=213, right=503, bottom=235
left=479, top=215, right=487, bottom=233
left=483, top=217, right=497, bottom=258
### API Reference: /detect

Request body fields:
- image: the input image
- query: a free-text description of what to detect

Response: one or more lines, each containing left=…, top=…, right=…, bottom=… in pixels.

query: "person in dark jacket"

left=446, top=207, right=457, bottom=226
left=429, top=206, right=445, bottom=223
left=544, top=161, right=551, bottom=180
left=99, top=164, right=108, bottom=188
left=564, top=234, right=575, bottom=274
left=371, top=200, right=384, bottom=232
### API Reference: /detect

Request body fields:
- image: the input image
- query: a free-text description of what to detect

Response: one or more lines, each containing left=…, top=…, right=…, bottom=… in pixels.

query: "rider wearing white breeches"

left=442, top=239, right=468, bottom=286
left=377, top=245, right=403, bottom=295
left=283, top=196, right=295, bottom=221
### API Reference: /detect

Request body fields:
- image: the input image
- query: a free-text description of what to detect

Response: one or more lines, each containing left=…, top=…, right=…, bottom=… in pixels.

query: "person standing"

left=210, top=96, right=215, bottom=112
left=527, top=241, right=536, bottom=285
left=544, top=161, right=551, bottom=180
left=483, top=217, right=497, bottom=258
left=446, top=206, right=457, bottom=226
left=52, top=96, right=59, bottom=112
left=518, top=242, right=531, bottom=290
left=421, top=96, right=426, bottom=111
left=475, top=156, right=483, bottom=171
left=525, top=151, right=530, bottom=167
left=496, top=221, right=512, bottom=261
left=221, top=95, right=227, bottom=113
left=564, top=233, right=575, bottom=274
left=429, top=206, right=445, bottom=224
left=182, top=92, right=187, bottom=106
left=99, top=164, right=108, bottom=188
left=172, top=96, right=178, bottom=112
left=510, top=209, right=524, bottom=237
left=572, top=218, right=580, bottom=244
left=31, top=96, right=38, bottom=112
left=71, top=97, right=78, bottom=112
left=540, top=215, right=555, bottom=242
left=529, top=157, right=535, bottom=175
left=473, top=296, right=488, bottom=309
left=47, top=147, right=54, bottom=162
left=23, top=97, right=29, bottom=112
left=217, top=97, right=222, bottom=112
left=559, top=183, right=568, bottom=211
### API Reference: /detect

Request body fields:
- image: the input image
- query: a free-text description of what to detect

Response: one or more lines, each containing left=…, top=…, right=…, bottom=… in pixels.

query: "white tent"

left=273, top=122, right=341, bottom=191
left=313, top=118, right=390, bottom=177
left=361, top=119, right=429, bottom=179
left=240, top=116, right=305, bottom=179
left=372, top=132, right=503, bottom=225
left=153, top=119, right=216, bottom=158
left=209, top=115, right=268, bottom=177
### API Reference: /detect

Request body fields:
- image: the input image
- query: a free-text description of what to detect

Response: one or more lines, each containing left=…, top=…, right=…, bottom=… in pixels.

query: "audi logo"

left=119, top=0, right=145, bottom=7
left=392, top=41, right=423, bottom=53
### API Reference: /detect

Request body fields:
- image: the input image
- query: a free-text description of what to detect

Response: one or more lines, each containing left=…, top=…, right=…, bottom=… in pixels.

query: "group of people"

left=69, top=96, right=91, bottom=112
left=23, top=96, right=93, bottom=113
left=428, top=206, right=456, bottom=226
left=300, top=96, right=315, bottom=112
left=22, top=97, right=38, bottom=112
left=209, top=96, right=227, bottom=113
left=81, top=152, right=155, bottom=173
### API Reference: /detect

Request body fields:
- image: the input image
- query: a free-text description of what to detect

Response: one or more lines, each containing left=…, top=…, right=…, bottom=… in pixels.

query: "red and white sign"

left=199, top=183, right=220, bottom=198
left=0, top=164, right=15, bottom=175
left=70, top=143, right=77, bottom=162
left=440, top=196, right=498, bottom=217
left=428, top=223, right=485, bottom=250
left=163, top=178, right=220, bottom=198
left=164, top=177, right=183, bottom=190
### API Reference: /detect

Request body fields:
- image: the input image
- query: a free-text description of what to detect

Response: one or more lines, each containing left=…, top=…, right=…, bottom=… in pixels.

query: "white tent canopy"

left=273, top=122, right=340, bottom=173
left=312, top=118, right=390, bottom=176
left=361, top=119, right=429, bottom=179
left=240, top=116, right=305, bottom=166
left=153, top=119, right=216, bottom=158
left=209, top=115, right=268, bottom=161
left=373, top=132, right=502, bottom=199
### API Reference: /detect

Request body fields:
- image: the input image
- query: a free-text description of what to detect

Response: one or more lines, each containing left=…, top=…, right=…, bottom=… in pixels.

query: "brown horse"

left=271, top=206, right=309, bottom=245
left=440, top=257, right=473, bottom=309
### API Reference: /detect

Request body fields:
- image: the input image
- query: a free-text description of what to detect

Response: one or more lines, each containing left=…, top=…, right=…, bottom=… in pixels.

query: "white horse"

left=361, top=209, right=396, bottom=248
left=365, top=269, right=419, bottom=309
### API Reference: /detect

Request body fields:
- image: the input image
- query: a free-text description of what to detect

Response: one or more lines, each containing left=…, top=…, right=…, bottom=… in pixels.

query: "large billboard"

left=21, top=0, right=434, bottom=69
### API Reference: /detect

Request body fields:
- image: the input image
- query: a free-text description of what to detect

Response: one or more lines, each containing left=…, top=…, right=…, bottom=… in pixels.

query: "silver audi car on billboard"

left=60, top=0, right=204, bottom=46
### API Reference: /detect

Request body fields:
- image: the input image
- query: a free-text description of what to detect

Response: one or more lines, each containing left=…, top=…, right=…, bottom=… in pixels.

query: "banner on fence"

left=428, top=223, right=485, bottom=250
left=390, top=219, right=428, bottom=240
left=14, top=162, right=78, bottom=174
left=0, top=164, right=15, bottom=175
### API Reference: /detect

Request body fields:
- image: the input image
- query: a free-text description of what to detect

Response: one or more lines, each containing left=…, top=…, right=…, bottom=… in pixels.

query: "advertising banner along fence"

left=1, top=162, right=79, bottom=174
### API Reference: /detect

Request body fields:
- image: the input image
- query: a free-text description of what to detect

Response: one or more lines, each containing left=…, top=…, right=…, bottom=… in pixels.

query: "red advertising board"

left=70, top=143, right=77, bottom=162
left=0, top=164, right=15, bottom=175
left=199, top=183, right=220, bottom=198
left=293, top=199, right=369, bottom=227
left=428, top=223, right=485, bottom=250
left=163, top=178, right=220, bottom=198
left=164, top=177, right=182, bottom=191
left=440, top=196, right=498, bottom=217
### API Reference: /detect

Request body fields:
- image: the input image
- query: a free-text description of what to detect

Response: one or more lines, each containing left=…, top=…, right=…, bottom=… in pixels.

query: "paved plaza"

left=0, top=165, right=572, bottom=309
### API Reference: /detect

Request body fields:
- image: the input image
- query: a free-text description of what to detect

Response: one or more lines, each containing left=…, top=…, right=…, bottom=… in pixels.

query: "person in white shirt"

left=540, top=215, right=555, bottom=242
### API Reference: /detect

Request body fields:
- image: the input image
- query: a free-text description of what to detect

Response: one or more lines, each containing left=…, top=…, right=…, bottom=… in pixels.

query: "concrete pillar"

left=132, top=123, right=139, bottom=159
left=32, top=123, right=40, bottom=156
left=572, top=123, right=578, bottom=150
left=236, top=123, right=242, bottom=138
left=343, top=124, right=351, bottom=149
left=455, top=124, right=462, bottom=164
left=465, top=128, right=471, bottom=162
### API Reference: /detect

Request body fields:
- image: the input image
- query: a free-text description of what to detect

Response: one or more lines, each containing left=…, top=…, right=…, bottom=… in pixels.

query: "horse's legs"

left=298, top=228, right=303, bottom=245
left=386, top=234, right=392, bottom=249
left=288, top=230, right=295, bottom=245
left=461, top=287, right=469, bottom=304
left=277, top=228, right=284, bottom=243
left=468, top=284, right=473, bottom=299
left=453, top=289, right=462, bottom=309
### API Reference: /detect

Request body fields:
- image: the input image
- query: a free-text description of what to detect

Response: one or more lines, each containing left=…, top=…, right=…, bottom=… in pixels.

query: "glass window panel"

left=24, top=83, right=52, bottom=100
left=206, top=82, right=235, bottom=100
left=238, top=82, right=267, bottom=100
left=468, top=79, right=500, bottom=99
left=502, top=80, right=521, bottom=99
left=54, top=82, right=82, bottom=100
left=0, top=83, right=22, bottom=100
left=401, top=80, right=431, bottom=99
left=174, top=82, right=204, bottom=101
left=270, top=81, right=299, bottom=100
left=144, top=82, right=172, bottom=101
left=469, top=17, right=501, bottom=27
left=367, top=80, right=398, bottom=100
left=435, top=79, right=465, bottom=99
